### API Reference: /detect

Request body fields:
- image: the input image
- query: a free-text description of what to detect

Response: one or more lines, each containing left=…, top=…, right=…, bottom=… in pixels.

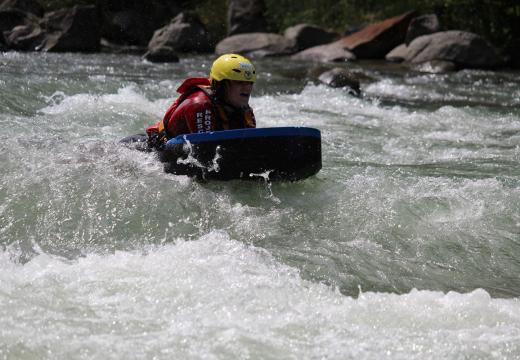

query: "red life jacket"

left=146, top=77, right=255, bottom=145
left=146, top=77, right=211, bottom=138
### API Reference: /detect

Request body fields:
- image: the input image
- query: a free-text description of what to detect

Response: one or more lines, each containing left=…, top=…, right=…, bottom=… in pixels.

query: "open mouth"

left=240, top=93, right=250, bottom=98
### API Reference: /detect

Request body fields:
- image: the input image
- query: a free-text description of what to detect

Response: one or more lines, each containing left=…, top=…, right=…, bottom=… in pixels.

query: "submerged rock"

left=318, top=67, right=361, bottom=95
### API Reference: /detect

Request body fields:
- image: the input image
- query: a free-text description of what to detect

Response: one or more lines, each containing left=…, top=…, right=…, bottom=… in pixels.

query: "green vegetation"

left=262, top=0, right=519, bottom=48
left=39, top=0, right=519, bottom=48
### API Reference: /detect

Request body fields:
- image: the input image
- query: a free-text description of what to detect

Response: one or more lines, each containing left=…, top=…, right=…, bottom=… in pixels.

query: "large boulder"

left=0, top=0, right=43, bottom=17
left=215, top=32, right=294, bottom=57
left=404, top=31, right=505, bottom=69
left=227, top=0, right=267, bottom=36
left=405, top=14, right=440, bottom=45
left=291, top=40, right=356, bottom=63
left=39, top=5, right=100, bottom=52
left=147, top=12, right=212, bottom=53
left=338, top=11, right=417, bottom=58
left=283, top=24, right=339, bottom=51
left=98, top=1, right=181, bottom=46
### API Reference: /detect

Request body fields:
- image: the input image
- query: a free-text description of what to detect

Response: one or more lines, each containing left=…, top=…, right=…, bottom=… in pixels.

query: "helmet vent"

left=232, top=69, right=241, bottom=73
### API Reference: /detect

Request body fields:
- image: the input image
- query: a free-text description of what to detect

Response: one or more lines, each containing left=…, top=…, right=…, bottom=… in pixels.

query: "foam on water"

left=1, top=233, right=520, bottom=360
left=2, top=53, right=520, bottom=358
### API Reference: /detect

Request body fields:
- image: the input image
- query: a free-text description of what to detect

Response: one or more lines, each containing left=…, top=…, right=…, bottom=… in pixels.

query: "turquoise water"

left=1, top=52, right=520, bottom=359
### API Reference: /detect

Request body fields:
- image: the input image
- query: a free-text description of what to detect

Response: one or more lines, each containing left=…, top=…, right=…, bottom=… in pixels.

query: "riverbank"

left=1, top=0, right=519, bottom=72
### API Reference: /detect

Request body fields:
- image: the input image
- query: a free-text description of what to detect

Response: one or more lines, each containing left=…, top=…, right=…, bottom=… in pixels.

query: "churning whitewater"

left=1, top=52, right=520, bottom=359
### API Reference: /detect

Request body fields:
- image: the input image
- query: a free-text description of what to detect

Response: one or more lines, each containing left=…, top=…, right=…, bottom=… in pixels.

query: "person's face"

left=225, top=80, right=254, bottom=108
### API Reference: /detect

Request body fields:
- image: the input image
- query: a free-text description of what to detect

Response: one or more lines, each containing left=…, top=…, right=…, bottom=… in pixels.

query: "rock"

left=227, top=0, right=267, bottom=36
left=338, top=11, right=417, bottom=58
left=283, top=24, right=339, bottom=51
left=405, top=14, right=440, bottom=45
left=39, top=5, right=100, bottom=52
left=318, top=67, right=361, bottom=95
left=98, top=1, right=181, bottom=46
left=143, top=46, right=179, bottom=63
left=291, top=40, right=356, bottom=63
left=215, top=32, right=294, bottom=57
left=0, top=0, right=43, bottom=17
left=404, top=30, right=505, bottom=69
left=4, top=23, right=44, bottom=50
left=410, top=60, right=456, bottom=73
left=147, top=12, right=212, bottom=54
left=385, top=43, right=407, bottom=62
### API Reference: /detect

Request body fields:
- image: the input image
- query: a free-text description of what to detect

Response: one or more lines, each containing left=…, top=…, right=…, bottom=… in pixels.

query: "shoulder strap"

left=162, top=85, right=210, bottom=137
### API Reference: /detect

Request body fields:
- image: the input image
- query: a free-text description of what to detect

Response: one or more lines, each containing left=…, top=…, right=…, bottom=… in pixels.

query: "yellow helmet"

left=210, top=54, right=256, bottom=82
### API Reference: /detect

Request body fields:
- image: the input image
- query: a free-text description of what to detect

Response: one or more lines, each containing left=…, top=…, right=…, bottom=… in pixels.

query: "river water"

left=1, top=52, right=520, bottom=359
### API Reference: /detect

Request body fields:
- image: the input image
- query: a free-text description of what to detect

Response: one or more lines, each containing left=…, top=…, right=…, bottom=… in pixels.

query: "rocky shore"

left=1, top=0, right=518, bottom=90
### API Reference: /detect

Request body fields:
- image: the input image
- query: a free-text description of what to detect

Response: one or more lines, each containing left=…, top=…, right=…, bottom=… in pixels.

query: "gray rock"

left=148, top=12, right=212, bottom=54
left=283, top=23, right=338, bottom=51
left=404, top=30, right=505, bottom=69
left=227, top=0, right=267, bottom=36
left=385, top=43, right=407, bottom=62
left=291, top=40, right=356, bottom=63
left=318, top=67, right=361, bottom=95
left=143, top=46, right=179, bottom=63
left=405, top=14, right=440, bottom=45
left=215, top=32, right=294, bottom=57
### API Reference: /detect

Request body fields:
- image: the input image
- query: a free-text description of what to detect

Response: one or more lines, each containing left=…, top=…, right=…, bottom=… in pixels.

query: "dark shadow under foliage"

left=38, top=0, right=519, bottom=49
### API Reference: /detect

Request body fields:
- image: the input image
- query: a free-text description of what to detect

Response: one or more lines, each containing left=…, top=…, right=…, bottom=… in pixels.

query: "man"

left=146, top=54, right=257, bottom=149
